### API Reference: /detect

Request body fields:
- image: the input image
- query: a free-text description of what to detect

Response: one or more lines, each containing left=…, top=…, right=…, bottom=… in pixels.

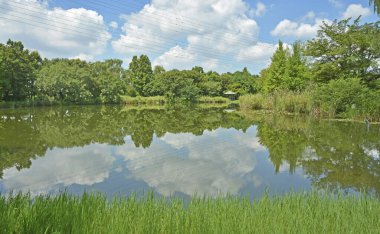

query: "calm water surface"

left=0, top=106, right=379, bottom=199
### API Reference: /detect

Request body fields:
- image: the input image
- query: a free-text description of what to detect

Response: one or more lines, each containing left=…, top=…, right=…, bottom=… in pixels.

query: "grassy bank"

left=239, top=91, right=380, bottom=121
left=120, top=96, right=232, bottom=105
left=239, top=92, right=312, bottom=114
left=1, top=192, right=379, bottom=233
left=120, top=96, right=166, bottom=105
left=197, top=96, right=231, bottom=104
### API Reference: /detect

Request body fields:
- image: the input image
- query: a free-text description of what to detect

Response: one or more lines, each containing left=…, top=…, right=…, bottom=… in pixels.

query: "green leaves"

left=128, top=55, right=153, bottom=97
left=154, top=69, right=201, bottom=102
left=259, top=41, right=310, bottom=93
left=0, top=39, right=42, bottom=101
left=369, top=0, right=380, bottom=15
left=306, top=18, right=380, bottom=86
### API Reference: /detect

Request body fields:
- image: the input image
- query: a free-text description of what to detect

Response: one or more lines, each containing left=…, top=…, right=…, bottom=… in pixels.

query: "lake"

left=0, top=105, right=379, bottom=199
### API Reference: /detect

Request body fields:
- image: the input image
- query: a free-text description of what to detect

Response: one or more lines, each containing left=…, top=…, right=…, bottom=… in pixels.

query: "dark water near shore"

left=0, top=105, right=379, bottom=199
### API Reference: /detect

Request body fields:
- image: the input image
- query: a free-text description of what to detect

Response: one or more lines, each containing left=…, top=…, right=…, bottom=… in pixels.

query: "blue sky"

left=0, top=0, right=378, bottom=74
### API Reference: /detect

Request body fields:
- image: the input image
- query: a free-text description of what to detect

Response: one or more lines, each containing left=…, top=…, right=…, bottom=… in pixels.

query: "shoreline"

left=1, top=100, right=379, bottom=124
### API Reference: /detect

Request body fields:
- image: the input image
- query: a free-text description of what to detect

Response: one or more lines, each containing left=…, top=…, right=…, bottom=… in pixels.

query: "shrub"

left=239, top=92, right=312, bottom=114
left=239, top=94, right=269, bottom=110
left=313, top=78, right=369, bottom=117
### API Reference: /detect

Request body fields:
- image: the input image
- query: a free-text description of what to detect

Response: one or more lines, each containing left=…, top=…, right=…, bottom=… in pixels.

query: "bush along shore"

left=239, top=89, right=380, bottom=122
left=120, top=96, right=232, bottom=105
left=1, top=192, right=380, bottom=233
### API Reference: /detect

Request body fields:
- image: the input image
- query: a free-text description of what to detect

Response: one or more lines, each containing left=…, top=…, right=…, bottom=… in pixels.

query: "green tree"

left=36, top=59, right=92, bottom=103
left=0, top=45, right=5, bottom=100
left=199, top=71, right=222, bottom=96
left=128, top=55, right=153, bottom=96
left=370, top=0, right=380, bottom=15
left=0, top=40, right=42, bottom=101
left=90, top=59, right=127, bottom=103
left=228, top=67, right=256, bottom=95
left=305, top=18, right=380, bottom=87
left=155, top=70, right=200, bottom=102
left=264, top=41, right=289, bottom=93
left=286, top=42, right=310, bottom=91
left=153, top=65, right=165, bottom=75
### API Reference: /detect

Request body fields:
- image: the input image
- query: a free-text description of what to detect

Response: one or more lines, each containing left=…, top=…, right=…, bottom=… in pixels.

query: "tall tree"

left=128, top=55, right=153, bottom=96
left=90, top=59, right=127, bottom=103
left=370, top=0, right=380, bottom=15
left=264, top=41, right=289, bottom=92
left=0, top=40, right=41, bottom=101
left=228, top=67, right=256, bottom=95
left=286, top=42, right=310, bottom=91
left=305, top=18, right=380, bottom=87
left=154, top=70, right=200, bottom=102
left=36, top=59, right=92, bottom=103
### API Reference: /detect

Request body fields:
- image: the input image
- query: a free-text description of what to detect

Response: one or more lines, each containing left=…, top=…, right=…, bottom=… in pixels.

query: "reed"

left=120, top=96, right=166, bottom=105
left=239, top=92, right=312, bottom=114
left=1, top=191, right=379, bottom=233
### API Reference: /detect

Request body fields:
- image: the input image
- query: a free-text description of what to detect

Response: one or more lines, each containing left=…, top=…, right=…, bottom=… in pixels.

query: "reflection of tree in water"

left=0, top=106, right=253, bottom=177
left=252, top=113, right=380, bottom=195
left=3, top=106, right=380, bottom=195
left=301, top=122, right=380, bottom=195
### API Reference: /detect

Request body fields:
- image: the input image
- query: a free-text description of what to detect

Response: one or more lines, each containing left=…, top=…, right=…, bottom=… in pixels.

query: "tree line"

left=0, top=42, right=257, bottom=104
left=0, top=18, right=379, bottom=110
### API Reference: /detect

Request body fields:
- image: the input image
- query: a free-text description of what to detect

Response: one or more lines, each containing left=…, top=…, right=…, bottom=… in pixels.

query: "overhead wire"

left=0, top=14, right=270, bottom=68
left=0, top=0, right=273, bottom=68
left=4, top=0, right=271, bottom=53
left=5, top=0, right=277, bottom=50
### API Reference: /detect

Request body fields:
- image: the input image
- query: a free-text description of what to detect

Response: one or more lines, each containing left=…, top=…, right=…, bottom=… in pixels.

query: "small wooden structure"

left=224, top=91, right=237, bottom=100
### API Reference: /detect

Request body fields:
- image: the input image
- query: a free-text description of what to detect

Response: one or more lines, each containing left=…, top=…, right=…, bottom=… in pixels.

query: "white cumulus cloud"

left=250, top=2, right=267, bottom=17
left=341, top=4, right=371, bottom=20
left=109, top=21, right=118, bottom=29
left=0, top=0, right=111, bottom=60
left=236, top=42, right=277, bottom=61
left=271, top=18, right=329, bottom=39
left=153, top=45, right=196, bottom=70
left=112, top=0, right=262, bottom=72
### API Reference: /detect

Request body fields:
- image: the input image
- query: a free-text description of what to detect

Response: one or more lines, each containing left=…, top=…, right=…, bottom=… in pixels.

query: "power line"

left=65, top=0, right=261, bottom=47
left=0, top=14, right=270, bottom=67
left=5, top=0, right=269, bottom=51
left=0, top=1, right=274, bottom=69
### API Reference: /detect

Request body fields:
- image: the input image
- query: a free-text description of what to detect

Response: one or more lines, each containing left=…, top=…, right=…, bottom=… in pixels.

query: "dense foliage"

left=0, top=43, right=257, bottom=104
left=370, top=0, right=380, bottom=15
left=252, top=18, right=380, bottom=120
left=0, top=40, right=42, bottom=101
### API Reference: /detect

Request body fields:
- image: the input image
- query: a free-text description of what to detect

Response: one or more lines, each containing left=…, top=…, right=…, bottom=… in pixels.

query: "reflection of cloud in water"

left=117, top=127, right=264, bottom=196
left=2, top=144, right=115, bottom=196
left=363, top=147, right=380, bottom=160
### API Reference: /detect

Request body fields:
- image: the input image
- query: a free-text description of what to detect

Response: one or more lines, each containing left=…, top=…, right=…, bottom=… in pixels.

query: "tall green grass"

left=1, top=192, right=379, bottom=233
left=120, top=96, right=166, bottom=105
left=197, top=96, right=231, bottom=104
left=239, top=92, right=312, bottom=114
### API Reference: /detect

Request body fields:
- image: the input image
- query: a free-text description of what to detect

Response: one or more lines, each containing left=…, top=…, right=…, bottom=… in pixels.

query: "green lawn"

left=1, top=192, right=379, bottom=233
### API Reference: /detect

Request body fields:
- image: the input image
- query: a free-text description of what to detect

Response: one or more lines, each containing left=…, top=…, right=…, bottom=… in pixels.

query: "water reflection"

left=0, top=106, right=379, bottom=198
left=118, top=128, right=263, bottom=196
left=2, top=145, right=115, bottom=196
